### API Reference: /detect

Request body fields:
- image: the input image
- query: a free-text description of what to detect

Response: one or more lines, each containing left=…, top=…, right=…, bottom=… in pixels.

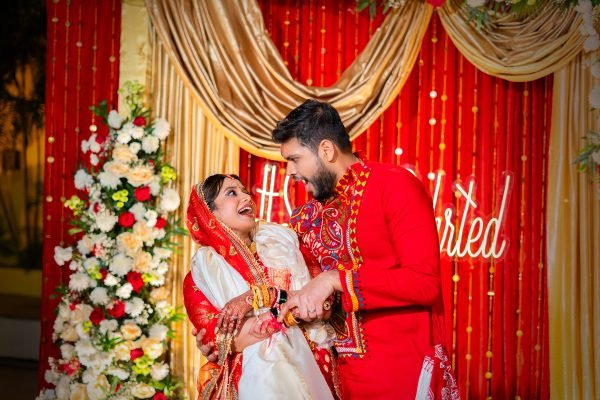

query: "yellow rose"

left=60, top=325, right=79, bottom=342
left=149, top=286, right=169, bottom=303
left=133, top=221, right=154, bottom=244
left=117, top=232, right=143, bottom=257
left=121, top=323, right=142, bottom=341
left=113, top=340, right=133, bottom=361
left=103, top=161, right=129, bottom=177
left=133, top=251, right=153, bottom=273
left=140, top=337, right=164, bottom=359
left=127, top=165, right=154, bottom=187
left=131, top=383, right=156, bottom=399
left=112, top=144, right=137, bottom=164
left=70, top=383, right=89, bottom=400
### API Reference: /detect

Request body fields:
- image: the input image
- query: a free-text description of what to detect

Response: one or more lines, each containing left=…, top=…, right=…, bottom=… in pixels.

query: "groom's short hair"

left=272, top=99, right=352, bottom=154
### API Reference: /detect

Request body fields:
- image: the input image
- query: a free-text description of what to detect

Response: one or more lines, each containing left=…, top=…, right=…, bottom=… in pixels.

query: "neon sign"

left=256, top=164, right=513, bottom=260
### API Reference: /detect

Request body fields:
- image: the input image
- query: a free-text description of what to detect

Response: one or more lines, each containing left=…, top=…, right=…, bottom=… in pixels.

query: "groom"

left=196, top=100, right=459, bottom=399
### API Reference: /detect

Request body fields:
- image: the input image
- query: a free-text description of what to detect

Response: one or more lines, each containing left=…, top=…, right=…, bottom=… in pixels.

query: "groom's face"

left=280, top=137, right=337, bottom=202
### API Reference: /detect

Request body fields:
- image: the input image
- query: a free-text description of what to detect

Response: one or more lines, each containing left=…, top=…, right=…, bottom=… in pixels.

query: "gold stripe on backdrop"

left=547, top=52, right=600, bottom=400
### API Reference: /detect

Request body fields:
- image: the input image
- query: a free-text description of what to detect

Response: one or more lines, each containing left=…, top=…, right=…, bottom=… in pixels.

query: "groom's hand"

left=279, top=270, right=341, bottom=321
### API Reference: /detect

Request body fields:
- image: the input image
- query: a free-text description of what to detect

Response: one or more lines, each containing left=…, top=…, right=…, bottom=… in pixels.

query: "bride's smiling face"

left=210, top=177, right=257, bottom=239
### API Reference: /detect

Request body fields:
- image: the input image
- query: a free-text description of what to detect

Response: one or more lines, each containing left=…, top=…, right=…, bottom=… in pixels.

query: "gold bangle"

left=260, top=285, right=271, bottom=307
left=251, top=285, right=262, bottom=311
left=283, top=311, right=298, bottom=327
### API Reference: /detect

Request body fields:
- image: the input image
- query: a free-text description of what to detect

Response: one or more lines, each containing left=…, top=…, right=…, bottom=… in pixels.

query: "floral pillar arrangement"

left=38, top=82, right=186, bottom=400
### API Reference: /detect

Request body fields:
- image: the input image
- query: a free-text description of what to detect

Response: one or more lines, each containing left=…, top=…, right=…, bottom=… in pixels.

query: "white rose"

left=99, top=319, right=118, bottom=334
left=74, top=169, right=94, bottom=190
left=104, top=274, right=118, bottom=286
left=103, top=161, right=129, bottom=178
left=153, top=247, right=172, bottom=260
left=106, top=367, right=129, bottom=380
left=60, top=344, right=75, bottom=360
left=116, top=131, right=132, bottom=144
left=125, top=297, right=145, bottom=317
left=153, top=118, right=171, bottom=140
left=109, top=253, right=133, bottom=277
left=86, top=374, right=109, bottom=400
left=54, top=246, right=73, bottom=266
left=68, top=272, right=92, bottom=292
left=590, top=86, right=600, bottom=109
left=44, top=369, right=60, bottom=385
left=584, top=34, right=600, bottom=53
left=95, top=212, right=118, bottom=232
left=88, top=136, right=101, bottom=153
left=60, top=325, right=79, bottom=342
left=129, top=142, right=141, bottom=154
left=107, top=110, right=123, bottom=129
left=116, top=283, right=133, bottom=299
left=159, top=188, right=181, bottom=212
left=90, top=287, right=109, bottom=305
left=55, top=375, right=71, bottom=400
left=90, top=153, right=99, bottom=166
left=142, top=135, right=160, bottom=154
left=129, top=203, right=147, bottom=221
left=149, top=177, right=161, bottom=196
left=131, top=126, right=145, bottom=140
left=150, top=362, right=170, bottom=381
left=75, top=339, right=97, bottom=357
left=149, top=324, right=168, bottom=341
left=131, top=383, right=156, bottom=399
left=76, top=236, right=94, bottom=256
left=144, top=210, right=158, bottom=227
left=81, top=139, right=90, bottom=154
left=70, top=304, right=93, bottom=324
left=466, top=0, right=485, bottom=6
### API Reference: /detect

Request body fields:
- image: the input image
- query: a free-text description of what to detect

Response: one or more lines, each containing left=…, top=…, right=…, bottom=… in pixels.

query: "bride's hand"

left=217, top=290, right=253, bottom=335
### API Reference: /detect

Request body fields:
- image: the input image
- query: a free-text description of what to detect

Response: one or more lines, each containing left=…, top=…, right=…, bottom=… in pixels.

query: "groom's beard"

left=311, top=160, right=337, bottom=202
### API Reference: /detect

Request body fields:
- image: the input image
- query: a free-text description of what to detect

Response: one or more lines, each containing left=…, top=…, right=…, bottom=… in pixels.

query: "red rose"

left=100, top=269, right=108, bottom=280
left=69, top=302, right=77, bottom=311
left=93, top=203, right=101, bottom=213
left=95, top=132, right=108, bottom=144
left=133, top=116, right=146, bottom=127
left=89, top=307, right=105, bottom=326
left=153, top=393, right=168, bottom=400
left=134, top=186, right=152, bottom=202
left=60, top=359, right=80, bottom=376
left=118, top=212, right=135, bottom=228
left=107, top=300, right=125, bottom=319
left=127, top=271, right=144, bottom=293
left=130, top=348, right=144, bottom=361
left=155, top=217, right=167, bottom=230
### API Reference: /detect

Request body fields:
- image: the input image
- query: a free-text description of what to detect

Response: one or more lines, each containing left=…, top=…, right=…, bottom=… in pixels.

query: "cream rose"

left=149, top=286, right=169, bottom=303
left=112, top=144, right=138, bottom=164
left=103, top=161, right=129, bottom=178
left=127, top=165, right=154, bottom=187
left=133, top=221, right=154, bottom=245
left=121, top=323, right=142, bottom=340
left=133, top=251, right=153, bottom=273
left=70, top=304, right=93, bottom=325
left=140, top=337, right=164, bottom=359
left=131, top=383, right=156, bottom=399
left=69, top=383, right=89, bottom=400
left=60, top=325, right=79, bottom=342
left=117, top=232, right=143, bottom=257
left=113, top=341, right=133, bottom=361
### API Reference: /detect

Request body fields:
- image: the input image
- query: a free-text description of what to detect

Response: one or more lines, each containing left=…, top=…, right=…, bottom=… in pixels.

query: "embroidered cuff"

left=339, top=270, right=362, bottom=313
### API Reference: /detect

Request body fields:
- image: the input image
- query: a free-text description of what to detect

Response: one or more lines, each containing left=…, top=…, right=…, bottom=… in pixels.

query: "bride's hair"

left=201, top=174, right=243, bottom=211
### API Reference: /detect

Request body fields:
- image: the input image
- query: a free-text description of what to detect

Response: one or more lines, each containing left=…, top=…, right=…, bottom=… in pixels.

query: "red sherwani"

left=290, top=161, right=459, bottom=400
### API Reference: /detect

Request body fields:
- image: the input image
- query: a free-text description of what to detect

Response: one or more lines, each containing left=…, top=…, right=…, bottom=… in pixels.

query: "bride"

left=183, top=174, right=340, bottom=400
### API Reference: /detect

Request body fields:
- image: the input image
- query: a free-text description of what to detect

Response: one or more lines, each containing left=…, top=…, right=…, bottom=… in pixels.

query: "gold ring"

left=323, top=301, right=331, bottom=311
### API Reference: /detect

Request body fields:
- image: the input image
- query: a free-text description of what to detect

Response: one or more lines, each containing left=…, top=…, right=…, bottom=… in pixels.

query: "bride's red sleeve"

left=183, top=271, right=219, bottom=345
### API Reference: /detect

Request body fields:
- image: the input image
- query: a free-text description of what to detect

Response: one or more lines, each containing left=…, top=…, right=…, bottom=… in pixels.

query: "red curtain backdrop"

left=242, top=2, right=551, bottom=399
left=39, top=0, right=121, bottom=388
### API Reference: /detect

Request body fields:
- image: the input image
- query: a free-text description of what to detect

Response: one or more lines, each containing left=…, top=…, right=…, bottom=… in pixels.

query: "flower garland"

left=37, top=81, right=185, bottom=400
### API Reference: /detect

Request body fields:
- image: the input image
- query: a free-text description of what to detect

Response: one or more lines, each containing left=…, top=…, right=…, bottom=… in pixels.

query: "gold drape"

left=439, top=0, right=584, bottom=82
left=148, top=28, right=241, bottom=400
left=547, top=52, right=600, bottom=399
left=145, top=0, right=432, bottom=159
